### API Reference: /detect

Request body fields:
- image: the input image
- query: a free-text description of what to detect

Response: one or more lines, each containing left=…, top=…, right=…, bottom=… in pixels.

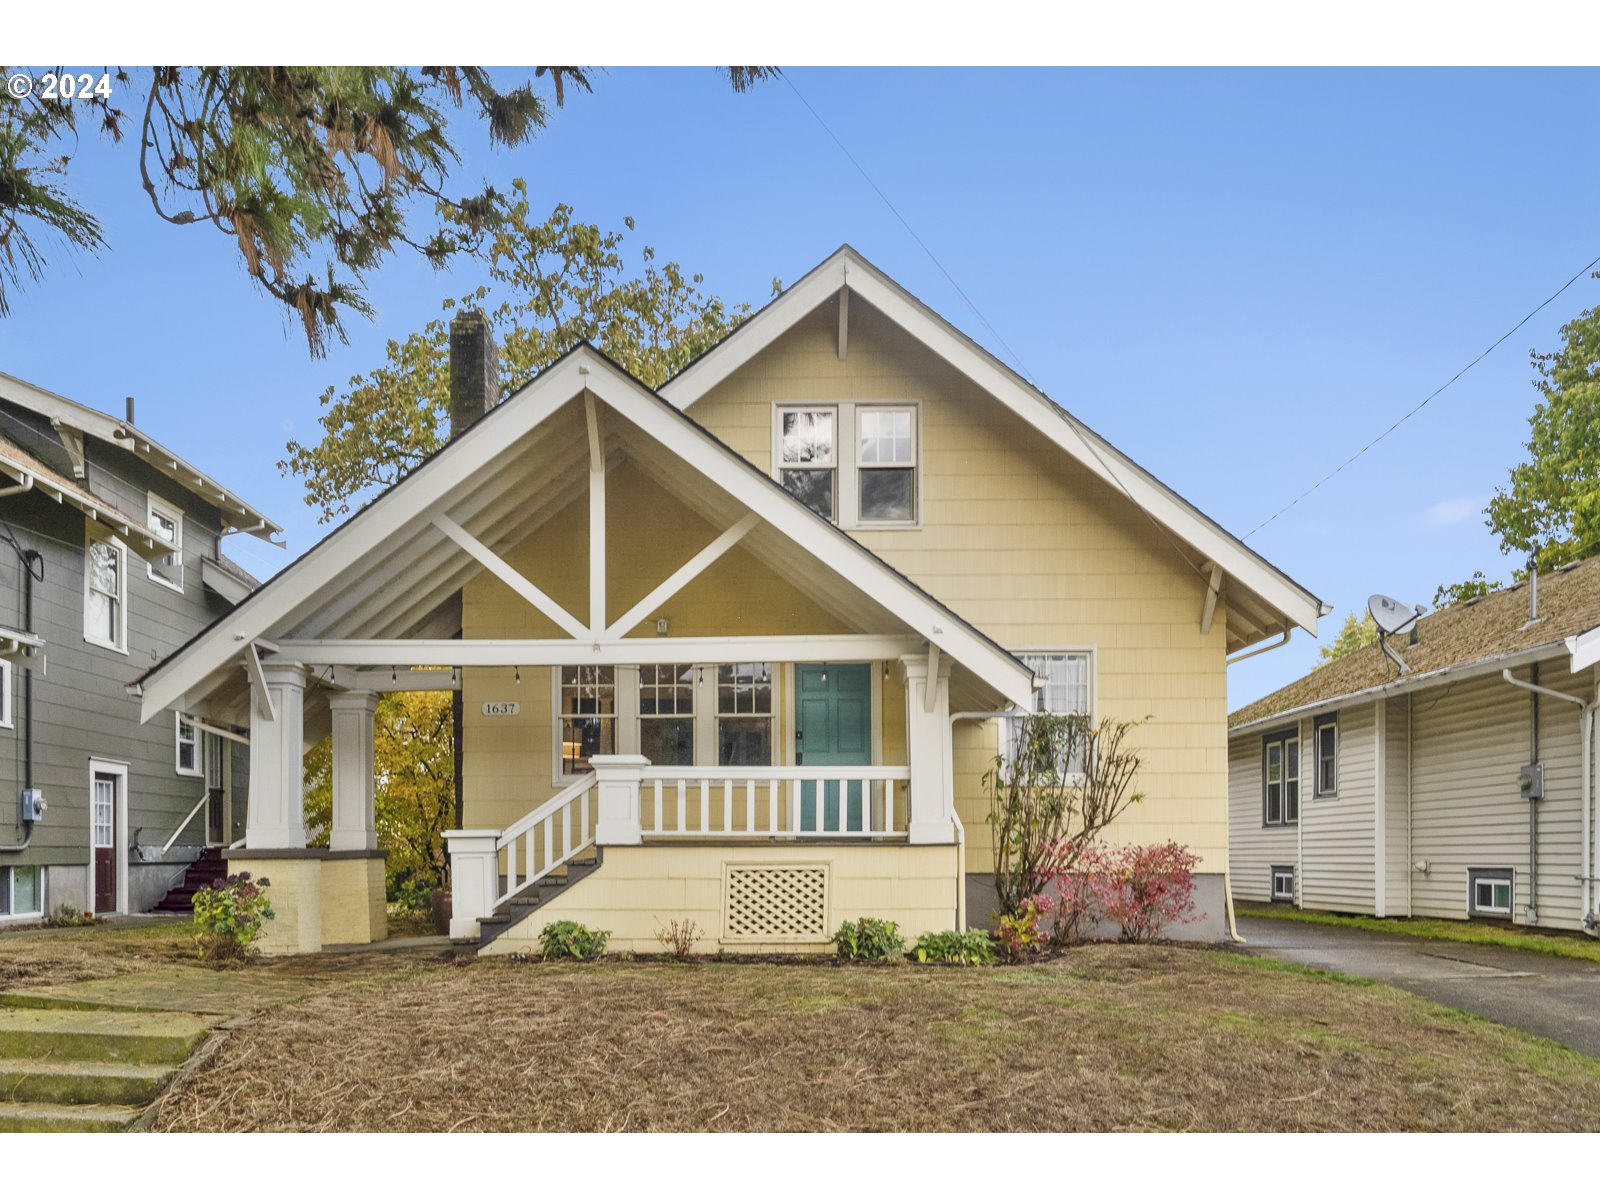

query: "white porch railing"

left=495, top=772, right=598, bottom=908
left=640, top=765, right=911, bottom=839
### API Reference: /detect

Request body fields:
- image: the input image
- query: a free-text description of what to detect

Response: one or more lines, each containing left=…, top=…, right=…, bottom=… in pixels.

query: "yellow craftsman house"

left=135, top=247, right=1324, bottom=955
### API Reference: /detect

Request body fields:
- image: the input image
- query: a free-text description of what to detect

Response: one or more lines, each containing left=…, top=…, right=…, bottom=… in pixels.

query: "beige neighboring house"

left=135, top=246, right=1323, bottom=956
left=1230, top=558, right=1600, bottom=934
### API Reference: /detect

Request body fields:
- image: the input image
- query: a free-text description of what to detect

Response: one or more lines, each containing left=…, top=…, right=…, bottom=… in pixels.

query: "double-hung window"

left=1313, top=715, right=1338, bottom=796
left=777, top=408, right=837, bottom=520
left=717, top=662, right=774, bottom=766
left=857, top=406, right=916, bottom=523
left=558, top=665, right=616, bottom=776
left=84, top=534, right=127, bottom=653
left=639, top=663, right=695, bottom=766
left=147, top=495, right=184, bottom=592
left=1004, top=651, right=1093, bottom=777
left=176, top=714, right=201, bottom=776
left=1262, top=729, right=1299, bottom=826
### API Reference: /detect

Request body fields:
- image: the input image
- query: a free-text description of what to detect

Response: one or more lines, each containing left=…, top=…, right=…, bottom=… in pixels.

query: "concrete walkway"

left=1237, top=916, right=1600, bottom=1058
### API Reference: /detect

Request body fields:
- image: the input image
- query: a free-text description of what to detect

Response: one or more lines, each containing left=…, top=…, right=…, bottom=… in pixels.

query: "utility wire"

left=1243, top=251, right=1600, bottom=542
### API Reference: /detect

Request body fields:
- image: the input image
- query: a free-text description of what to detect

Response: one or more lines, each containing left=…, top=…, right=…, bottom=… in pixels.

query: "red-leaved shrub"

left=1084, top=841, right=1202, bottom=943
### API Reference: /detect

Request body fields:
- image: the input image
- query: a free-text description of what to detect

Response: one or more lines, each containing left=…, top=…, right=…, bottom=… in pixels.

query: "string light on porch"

left=515, top=666, right=521, bottom=685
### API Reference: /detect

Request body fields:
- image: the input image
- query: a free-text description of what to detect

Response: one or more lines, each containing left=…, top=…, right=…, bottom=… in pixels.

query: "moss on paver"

left=0, top=1007, right=212, bottom=1065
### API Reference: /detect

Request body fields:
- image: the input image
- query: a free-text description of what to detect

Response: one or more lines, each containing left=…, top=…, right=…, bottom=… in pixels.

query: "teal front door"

left=796, top=662, right=872, bottom=833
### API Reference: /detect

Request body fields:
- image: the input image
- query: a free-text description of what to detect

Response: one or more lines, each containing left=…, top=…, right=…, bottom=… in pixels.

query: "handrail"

left=496, top=773, right=599, bottom=908
left=160, top=791, right=211, bottom=856
left=496, top=772, right=596, bottom=850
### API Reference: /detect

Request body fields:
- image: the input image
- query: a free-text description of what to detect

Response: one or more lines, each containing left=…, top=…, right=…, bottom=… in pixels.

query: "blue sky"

left=2, top=67, right=1597, bottom=707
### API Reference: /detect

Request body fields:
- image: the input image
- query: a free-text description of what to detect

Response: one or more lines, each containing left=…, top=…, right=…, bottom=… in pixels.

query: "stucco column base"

left=227, top=855, right=322, bottom=956
left=320, top=853, right=388, bottom=946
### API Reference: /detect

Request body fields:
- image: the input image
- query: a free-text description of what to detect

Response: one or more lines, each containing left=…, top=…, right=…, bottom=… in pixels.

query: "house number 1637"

left=481, top=701, right=521, bottom=717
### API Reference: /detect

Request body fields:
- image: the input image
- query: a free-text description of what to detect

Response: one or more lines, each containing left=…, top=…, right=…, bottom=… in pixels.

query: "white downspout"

left=1501, top=668, right=1597, bottom=935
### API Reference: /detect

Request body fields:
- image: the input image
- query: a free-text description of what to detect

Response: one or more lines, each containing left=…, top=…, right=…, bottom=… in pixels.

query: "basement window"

left=1271, top=866, right=1295, bottom=902
left=1, top=865, right=42, bottom=919
left=1469, top=869, right=1513, bottom=918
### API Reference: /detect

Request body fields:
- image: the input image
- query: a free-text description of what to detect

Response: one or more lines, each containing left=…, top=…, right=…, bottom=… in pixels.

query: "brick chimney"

left=449, top=310, right=500, bottom=439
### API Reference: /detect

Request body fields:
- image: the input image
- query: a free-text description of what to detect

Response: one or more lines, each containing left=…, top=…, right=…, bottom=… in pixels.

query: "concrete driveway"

left=1236, top=916, right=1600, bottom=1058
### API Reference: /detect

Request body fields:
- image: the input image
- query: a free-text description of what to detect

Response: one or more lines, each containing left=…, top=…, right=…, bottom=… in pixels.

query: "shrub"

left=44, top=903, right=93, bottom=928
left=1087, top=841, right=1203, bottom=943
left=834, top=917, right=905, bottom=961
left=994, top=897, right=1048, bottom=959
left=913, top=929, right=996, bottom=965
left=654, top=918, right=703, bottom=960
left=537, top=920, right=610, bottom=960
left=192, top=872, right=275, bottom=963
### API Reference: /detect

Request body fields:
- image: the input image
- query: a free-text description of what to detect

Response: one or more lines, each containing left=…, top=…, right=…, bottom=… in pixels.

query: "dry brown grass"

left=145, top=945, right=1600, bottom=1132
left=0, top=919, right=196, bottom=987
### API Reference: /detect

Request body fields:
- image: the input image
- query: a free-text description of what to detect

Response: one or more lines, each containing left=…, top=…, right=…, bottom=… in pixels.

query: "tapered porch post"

left=329, top=690, right=379, bottom=851
left=245, top=662, right=308, bottom=849
left=900, top=652, right=955, bottom=844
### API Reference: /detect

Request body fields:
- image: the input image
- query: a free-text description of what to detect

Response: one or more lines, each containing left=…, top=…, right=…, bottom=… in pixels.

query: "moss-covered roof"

left=1229, top=556, right=1600, bottom=729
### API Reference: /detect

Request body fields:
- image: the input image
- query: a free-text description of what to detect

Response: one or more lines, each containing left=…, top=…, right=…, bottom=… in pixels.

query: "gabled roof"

left=660, top=245, right=1326, bottom=650
left=136, top=343, right=1036, bottom=721
left=0, top=371, right=281, bottom=543
left=0, top=433, right=177, bottom=563
left=1230, top=557, right=1600, bottom=732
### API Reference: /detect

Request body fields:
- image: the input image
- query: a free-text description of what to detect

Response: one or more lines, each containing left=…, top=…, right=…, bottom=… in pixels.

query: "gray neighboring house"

left=0, top=371, right=280, bottom=922
left=1228, top=558, right=1600, bottom=935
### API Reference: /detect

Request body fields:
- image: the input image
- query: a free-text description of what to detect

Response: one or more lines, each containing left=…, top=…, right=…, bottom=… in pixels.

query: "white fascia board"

left=275, top=635, right=922, bottom=667
left=1568, top=624, right=1600, bottom=673
left=661, top=249, right=1323, bottom=638
left=0, top=371, right=281, bottom=541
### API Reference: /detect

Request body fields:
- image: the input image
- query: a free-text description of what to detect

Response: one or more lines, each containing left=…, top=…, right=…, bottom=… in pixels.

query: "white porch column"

left=443, top=830, right=499, bottom=940
left=593, top=753, right=648, bottom=845
left=901, top=652, right=955, bottom=845
left=246, top=662, right=308, bottom=850
left=329, top=690, right=379, bottom=852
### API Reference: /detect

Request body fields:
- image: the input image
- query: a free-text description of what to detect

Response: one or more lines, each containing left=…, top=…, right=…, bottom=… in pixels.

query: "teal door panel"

left=797, top=663, right=872, bottom=833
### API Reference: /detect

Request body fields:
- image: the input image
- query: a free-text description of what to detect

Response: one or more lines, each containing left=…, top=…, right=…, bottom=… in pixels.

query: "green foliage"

left=1432, top=571, right=1502, bottom=609
left=537, top=920, right=610, bottom=960
left=281, top=194, right=756, bottom=521
left=1484, top=301, right=1600, bottom=571
left=912, top=929, right=996, bottom=965
left=43, top=903, right=93, bottom=928
left=1318, top=612, right=1379, bottom=663
left=833, top=917, right=905, bottom=961
left=304, top=691, right=455, bottom=906
left=995, top=900, right=1047, bottom=959
left=192, top=871, right=276, bottom=962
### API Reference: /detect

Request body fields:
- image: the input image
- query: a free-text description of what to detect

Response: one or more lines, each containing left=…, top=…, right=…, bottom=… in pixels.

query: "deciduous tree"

left=1318, top=611, right=1379, bottom=663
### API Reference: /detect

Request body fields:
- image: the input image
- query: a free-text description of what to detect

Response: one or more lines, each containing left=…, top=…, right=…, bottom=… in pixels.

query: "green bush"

left=834, top=917, right=905, bottom=961
left=913, top=929, right=996, bottom=965
left=192, top=871, right=275, bottom=963
left=44, top=903, right=94, bottom=928
left=537, top=920, right=610, bottom=960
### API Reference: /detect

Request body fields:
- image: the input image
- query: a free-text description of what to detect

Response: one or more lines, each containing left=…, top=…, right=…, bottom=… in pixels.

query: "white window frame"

left=771, top=400, right=923, bottom=530
left=146, top=493, right=184, bottom=593
left=552, top=664, right=621, bottom=784
left=0, top=659, right=12, bottom=729
left=1313, top=714, right=1338, bottom=797
left=1000, top=649, right=1096, bottom=781
left=83, top=531, right=129, bottom=654
left=773, top=405, right=839, bottom=523
left=854, top=403, right=920, bottom=528
left=1469, top=869, right=1514, bottom=918
left=637, top=662, right=697, bottom=768
left=1271, top=866, right=1295, bottom=902
left=1, top=864, right=44, bottom=921
left=175, top=712, right=202, bottom=777
left=1262, top=729, right=1300, bottom=827
left=715, top=661, right=776, bottom=767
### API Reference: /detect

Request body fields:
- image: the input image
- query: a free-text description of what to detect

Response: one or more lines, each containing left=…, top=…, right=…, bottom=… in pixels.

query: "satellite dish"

left=1368, top=594, right=1420, bottom=637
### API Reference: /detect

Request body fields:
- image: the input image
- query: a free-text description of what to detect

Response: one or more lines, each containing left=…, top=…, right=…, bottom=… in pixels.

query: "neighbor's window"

left=1005, top=651, right=1093, bottom=776
left=2, top=865, right=42, bottom=918
left=559, top=665, right=616, bottom=775
left=1469, top=869, right=1513, bottom=918
left=1313, top=715, right=1338, bottom=796
left=639, top=663, right=695, bottom=767
left=1262, top=730, right=1300, bottom=826
left=176, top=714, right=201, bottom=777
left=778, top=407, right=837, bottom=520
left=717, top=662, right=773, bottom=766
left=146, top=495, right=184, bottom=591
left=84, top=534, right=127, bottom=652
left=857, top=406, right=917, bottom=523
left=1271, top=866, right=1295, bottom=902
left=0, top=660, right=11, bottom=729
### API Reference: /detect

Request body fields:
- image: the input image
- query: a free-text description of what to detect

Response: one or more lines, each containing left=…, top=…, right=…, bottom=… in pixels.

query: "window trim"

left=770, top=400, right=923, bottom=531
left=175, top=713, right=202, bottom=777
left=1261, top=727, right=1300, bottom=827
left=0, top=659, right=11, bottom=729
left=1270, top=866, right=1295, bottom=902
left=1313, top=714, right=1338, bottom=798
left=637, top=662, right=697, bottom=768
left=854, top=403, right=920, bottom=528
left=552, top=664, right=621, bottom=784
left=1468, top=868, right=1514, bottom=918
left=773, top=404, right=839, bottom=523
left=715, top=661, right=777, bottom=768
left=83, top=531, right=129, bottom=655
left=146, top=493, right=185, bottom=593
left=1000, top=648, right=1096, bottom=782
left=1, top=864, right=44, bottom=921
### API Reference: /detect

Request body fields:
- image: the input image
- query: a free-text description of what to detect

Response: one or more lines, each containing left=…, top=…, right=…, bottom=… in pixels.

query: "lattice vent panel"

left=723, top=864, right=829, bottom=942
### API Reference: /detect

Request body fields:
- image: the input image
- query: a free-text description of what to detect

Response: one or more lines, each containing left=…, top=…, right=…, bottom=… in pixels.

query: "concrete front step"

left=0, top=1099, right=144, bottom=1132
left=0, top=1058, right=175, bottom=1106
left=0, top=1008, right=210, bottom=1065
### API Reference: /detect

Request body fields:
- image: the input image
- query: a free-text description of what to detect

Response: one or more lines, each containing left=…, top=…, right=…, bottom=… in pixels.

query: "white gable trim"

left=660, top=248, right=1323, bottom=637
left=137, top=347, right=1035, bottom=721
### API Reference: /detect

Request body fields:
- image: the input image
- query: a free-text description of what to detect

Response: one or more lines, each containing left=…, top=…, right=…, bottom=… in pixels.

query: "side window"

left=84, top=534, right=128, bottom=653
left=1314, top=715, right=1338, bottom=796
left=1262, top=730, right=1299, bottom=826
left=857, top=406, right=917, bottom=523
left=777, top=407, right=837, bottom=521
left=176, top=713, right=201, bottom=776
left=147, top=495, right=184, bottom=592
left=0, top=660, right=11, bottom=729
left=1004, top=651, right=1093, bottom=777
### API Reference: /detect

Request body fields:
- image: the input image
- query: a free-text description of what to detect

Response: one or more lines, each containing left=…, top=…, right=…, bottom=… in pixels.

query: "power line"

left=1243, top=251, right=1600, bottom=542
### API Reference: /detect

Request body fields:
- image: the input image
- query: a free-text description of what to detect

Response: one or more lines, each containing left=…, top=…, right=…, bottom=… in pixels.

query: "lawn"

left=118, top=943, right=1600, bottom=1133
left=1237, top=903, right=1600, bottom=964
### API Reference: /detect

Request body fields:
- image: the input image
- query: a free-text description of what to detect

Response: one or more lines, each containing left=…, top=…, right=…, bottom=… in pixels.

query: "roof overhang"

left=660, top=246, right=1325, bottom=650
left=0, top=443, right=178, bottom=564
left=137, top=345, right=1036, bottom=723
left=1567, top=625, right=1600, bottom=674
left=0, top=371, right=281, bottom=543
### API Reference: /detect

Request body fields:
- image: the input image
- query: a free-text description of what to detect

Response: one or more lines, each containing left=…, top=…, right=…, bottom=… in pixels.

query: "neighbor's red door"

left=92, top=772, right=117, bottom=913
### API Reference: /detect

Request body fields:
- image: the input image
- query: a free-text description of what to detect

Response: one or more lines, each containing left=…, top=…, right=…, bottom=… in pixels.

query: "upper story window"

left=778, top=408, right=836, bottom=520
left=1004, top=650, right=1093, bottom=777
left=147, top=495, right=184, bottom=592
left=857, top=406, right=917, bottom=524
left=559, top=665, right=615, bottom=777
left=1313, top=715, right=1338, bottom=796
left=1263, top=729, right=1299, bottom=826
left=176, top=714, right=201, bottom=777
left=84, top=533, right=127, bottom=653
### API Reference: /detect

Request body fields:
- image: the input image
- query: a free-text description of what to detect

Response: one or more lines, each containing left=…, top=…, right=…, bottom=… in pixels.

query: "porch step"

left=475, top=856, right=602, bottom=951
left=0, top=1058, right=175, bottom=1106
left=0, top=1099, right=144, bottom=1132
left=152, top=847, right=228, bottom=914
